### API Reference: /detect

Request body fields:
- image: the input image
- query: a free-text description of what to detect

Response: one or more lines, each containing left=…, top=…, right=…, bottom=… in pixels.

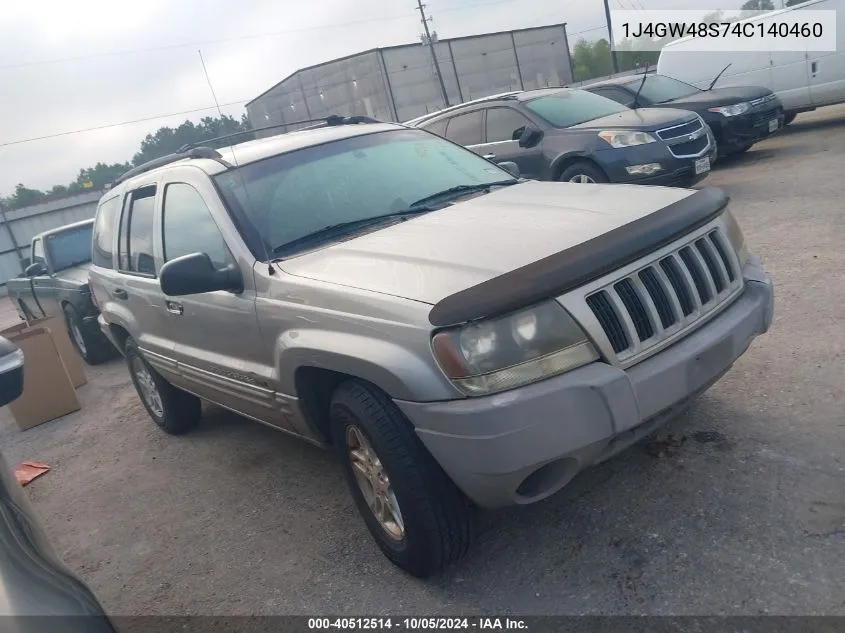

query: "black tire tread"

left=63, top=304, right=115, bottom=366
left=331, top=380, right=475, bottom=577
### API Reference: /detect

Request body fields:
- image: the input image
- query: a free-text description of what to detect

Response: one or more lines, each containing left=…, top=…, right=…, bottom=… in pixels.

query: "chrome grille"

left=749, top=93, right=776, bottom=107
left=656, top=117, right=711, bottom=158
left=584, top=229, right=742, bottom=363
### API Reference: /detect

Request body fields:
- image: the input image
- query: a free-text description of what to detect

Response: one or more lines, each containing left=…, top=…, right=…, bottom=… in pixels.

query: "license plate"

left=694, top=156, right=710, bottom=174
left=769, top=119, right=779, bottom=132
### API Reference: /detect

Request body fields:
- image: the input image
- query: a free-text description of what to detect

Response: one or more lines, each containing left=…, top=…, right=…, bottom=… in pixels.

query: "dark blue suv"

left=405, top=88, right=717, bottom=188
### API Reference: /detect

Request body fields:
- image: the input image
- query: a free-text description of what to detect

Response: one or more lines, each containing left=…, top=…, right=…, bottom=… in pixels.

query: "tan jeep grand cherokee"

left=89, top=118, right=773, bottom=577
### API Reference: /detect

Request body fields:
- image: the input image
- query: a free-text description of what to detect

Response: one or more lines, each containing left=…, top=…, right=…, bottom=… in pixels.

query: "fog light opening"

left=515, top=457, right=579, bottom=501
left=625, top=163, right=663, bottom=176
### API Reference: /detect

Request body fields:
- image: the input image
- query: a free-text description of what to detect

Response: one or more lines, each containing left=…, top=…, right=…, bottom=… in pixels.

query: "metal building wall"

left=246, top=24, right=573, bottom=130
left=0, top=191, right=101, bottom=295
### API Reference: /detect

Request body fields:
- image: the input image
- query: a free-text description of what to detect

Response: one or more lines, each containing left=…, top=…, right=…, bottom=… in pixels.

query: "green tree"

left=740, top=0, right=775, bottom=10
left=131, top=114, right=251, bottom=166
left=10, top=184, right=45, bottom=208
left=785, top=0, right=807, bottom=5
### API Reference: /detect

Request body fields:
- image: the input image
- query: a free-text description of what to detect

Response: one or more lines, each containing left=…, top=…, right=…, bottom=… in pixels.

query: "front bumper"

left=595, top=137, right=716, bottom=188
left=711, top=107, right=784, bottom=152
left=397, top=261, right=773, bottom=509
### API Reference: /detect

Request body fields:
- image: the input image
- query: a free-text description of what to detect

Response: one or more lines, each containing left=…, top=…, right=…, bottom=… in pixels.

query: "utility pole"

left=415, top=0, right=450, bottom=107
left=602, top=0, right=620, bottom=74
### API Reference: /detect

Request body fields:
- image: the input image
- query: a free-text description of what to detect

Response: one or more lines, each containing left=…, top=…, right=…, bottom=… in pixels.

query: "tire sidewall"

left=558, top=162, right=607, bottom=184
left=62, top=305, right=88, bottom=361
left=330, top=398, right=409, bottom=557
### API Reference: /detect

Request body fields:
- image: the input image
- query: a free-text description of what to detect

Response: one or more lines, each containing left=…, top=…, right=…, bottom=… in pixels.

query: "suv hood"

left=662, top=85, right=773, bottom=108
left=280, top=181, right=694, bottom=306
left=568, top=107, right=697, bottom=132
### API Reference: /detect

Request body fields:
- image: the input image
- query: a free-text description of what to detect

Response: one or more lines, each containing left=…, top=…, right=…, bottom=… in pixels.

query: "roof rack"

left=110, top=146, right=229, bottom=188
left=109, top=115, right=383, bottom=188
left=179, top=115, right=383, bottom=152
left=403, top=92, right=523, bottom=126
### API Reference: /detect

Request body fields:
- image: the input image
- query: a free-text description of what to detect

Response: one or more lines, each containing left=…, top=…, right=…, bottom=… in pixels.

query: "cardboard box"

left=4, top=327, right=80, bottom=430
left=1, top=316, right=87, bottom=388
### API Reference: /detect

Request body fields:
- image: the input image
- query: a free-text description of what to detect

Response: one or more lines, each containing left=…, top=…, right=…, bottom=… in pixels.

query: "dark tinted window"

left=422, top=118, right=448, bottom=137
left=591, top=87, right=635, bottom=107
left=119, top=187, right=156, bottom=275
left=445, top=111, right=483, bottom=146
left=46, top=224, right=93, bottom=272
left=525, top=90, right=628, bottom=128
left=485, top=108, right=532, bottom=143
left=32, top=239, right=45, bottom=265
left=163, top=183, right=230, bottom=269
left=92, top=197, right=120, bottom=268
left=622, top=75, right=700, bottom=103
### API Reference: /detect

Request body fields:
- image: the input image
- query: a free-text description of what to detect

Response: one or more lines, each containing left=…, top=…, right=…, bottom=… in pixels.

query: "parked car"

left=405, top=88, right=716, bottom=187
left=583, top=73, right=784, bottom=158
left=0, top=336, right=116, bottom=630
left=90, top=118, right=773, bottom=577
left=7, top=219, right=117, bottom=365
left=657, top=0, right=845, bottom=125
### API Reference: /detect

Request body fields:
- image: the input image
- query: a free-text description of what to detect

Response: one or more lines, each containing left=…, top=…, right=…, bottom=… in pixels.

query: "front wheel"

left=330, top=381, right=476, bottom=578
left=125, top=338, right=201, bottom=435
left=557, top=161, right=608, bottom=184
left=783, top=113, right=796, bottom=126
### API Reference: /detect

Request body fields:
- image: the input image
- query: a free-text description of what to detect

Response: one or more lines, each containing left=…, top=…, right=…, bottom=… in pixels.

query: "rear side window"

left=32, top=239, right=45, bottom=265
left=162, top=183, right=231, bottom=269
left=445, top=111, right=483, bottom=146
left=421, top=118, right=448, bottom=137
left=92, top=197, right=120, bottom=268
left=118, top=187, right=157, bottom=276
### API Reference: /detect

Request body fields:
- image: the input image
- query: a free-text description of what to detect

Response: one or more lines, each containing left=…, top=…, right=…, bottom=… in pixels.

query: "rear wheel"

left=125, top=338, right=201, bottom=435
left=557, top=161, right=608, bottom=184
left=62, top=304, right=114, bottom=365
left=330, top=380, right=476, bottom=577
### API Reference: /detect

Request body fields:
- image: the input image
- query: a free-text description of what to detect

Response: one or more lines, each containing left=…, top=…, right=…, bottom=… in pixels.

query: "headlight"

left=708, top=102, right=750, bottom=117
left=723, top=209, right=750, bottom=269
left=598, top=130, right=657, bottom=148
left=431, top=301, right=599, bottom=396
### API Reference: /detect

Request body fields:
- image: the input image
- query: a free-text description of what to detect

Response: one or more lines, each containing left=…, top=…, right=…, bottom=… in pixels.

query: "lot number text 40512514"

left=307, top=617, right=529, bottom=631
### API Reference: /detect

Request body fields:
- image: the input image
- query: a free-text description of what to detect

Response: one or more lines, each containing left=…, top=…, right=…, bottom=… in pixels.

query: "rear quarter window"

left=92, top=196, right=121, bottom=269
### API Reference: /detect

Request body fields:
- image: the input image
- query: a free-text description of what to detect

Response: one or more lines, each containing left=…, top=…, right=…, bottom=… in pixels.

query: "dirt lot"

left=1, top=106, right=844, bottom=616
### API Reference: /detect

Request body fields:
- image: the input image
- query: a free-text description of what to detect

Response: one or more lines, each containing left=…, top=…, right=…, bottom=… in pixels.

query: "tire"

left=783, top=113, right=796, bottom=126
left=330, top=380, right=476, bottom=578
left=557, top=161, right=608, bottom=184
left=125, top=338, right=201, bottom=435
left=62, top=304, right=115, bottom=365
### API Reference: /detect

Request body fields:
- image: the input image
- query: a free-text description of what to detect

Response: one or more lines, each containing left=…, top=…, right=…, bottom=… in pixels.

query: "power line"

left=0, top=100, right=249, bottom=148
left=0, top=0, right=521, bottom=72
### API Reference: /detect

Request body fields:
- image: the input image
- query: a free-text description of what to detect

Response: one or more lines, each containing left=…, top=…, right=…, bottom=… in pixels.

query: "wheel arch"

left=551, top=153, right=609, bottom=181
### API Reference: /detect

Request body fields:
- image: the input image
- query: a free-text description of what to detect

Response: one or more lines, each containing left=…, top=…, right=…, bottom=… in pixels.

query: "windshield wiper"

left=270, top=209, right=432, bottom=257
left=406, top=180, right=518, bottom=210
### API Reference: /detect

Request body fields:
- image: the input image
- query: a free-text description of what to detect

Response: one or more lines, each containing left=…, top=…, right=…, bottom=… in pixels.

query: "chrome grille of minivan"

left=585, top=228, right=742, bottom=362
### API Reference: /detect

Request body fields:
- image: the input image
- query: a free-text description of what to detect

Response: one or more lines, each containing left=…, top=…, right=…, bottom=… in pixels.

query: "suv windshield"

left=524, top=90, right=629, bottom=128
left=623, top=75, right=700, bottom=103
left=214, top=128, right=517, bottom=257
left=45, top=224, right=93, bottom=272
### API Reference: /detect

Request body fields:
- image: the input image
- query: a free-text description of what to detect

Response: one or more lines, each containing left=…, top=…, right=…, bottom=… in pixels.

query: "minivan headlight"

left=708, top=102, right=750, bottom=117
left=723, top=209, right=750, bottom=269
left=598, top=130, right=657, bottom=148
left=431, top=301, right=599, bottom=396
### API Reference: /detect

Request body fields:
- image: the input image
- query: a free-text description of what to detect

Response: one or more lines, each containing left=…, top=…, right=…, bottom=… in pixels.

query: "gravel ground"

left=1, top=106, right=843, bottom=616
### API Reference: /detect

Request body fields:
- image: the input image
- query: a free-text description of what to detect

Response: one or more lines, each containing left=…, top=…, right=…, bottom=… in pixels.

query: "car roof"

left=108, top=122, right=406, bottom=193
left=39, top=218, right=94, bottom=238
left=405, top=88, right=587, bottom=126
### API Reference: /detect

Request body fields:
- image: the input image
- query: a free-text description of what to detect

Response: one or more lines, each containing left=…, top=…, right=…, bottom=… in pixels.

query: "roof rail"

left=403, top=92, right=523, bottom=126
left=110, top=146, right=228, bottom=188
left=179, top=115, right=384, bottom=152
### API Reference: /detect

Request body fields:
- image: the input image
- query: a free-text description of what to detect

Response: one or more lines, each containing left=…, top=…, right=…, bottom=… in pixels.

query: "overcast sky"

left=1, top=0, right=714, bottom=196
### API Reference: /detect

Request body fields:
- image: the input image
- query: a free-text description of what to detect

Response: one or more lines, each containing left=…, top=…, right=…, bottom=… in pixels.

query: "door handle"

left=113, top=288, right=128, bottom=300
left=165, top=300, right=183, bottom=316
left=483, top=153, right=497, bottom=160
left=811, top=61, right=818, bottom=76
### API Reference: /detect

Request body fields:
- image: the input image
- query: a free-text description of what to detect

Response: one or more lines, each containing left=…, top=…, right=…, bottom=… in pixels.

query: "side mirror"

left=498, top=161, right=521, bottom=178
left=511, top=126, right=527, bottom=141
left=159, top=252, right=244, bottom=297
left=0, top=337, right=24, bottom=407
left=25, top=262, right=47, bottom=277
left=518, top=125, right=544, bottom=149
